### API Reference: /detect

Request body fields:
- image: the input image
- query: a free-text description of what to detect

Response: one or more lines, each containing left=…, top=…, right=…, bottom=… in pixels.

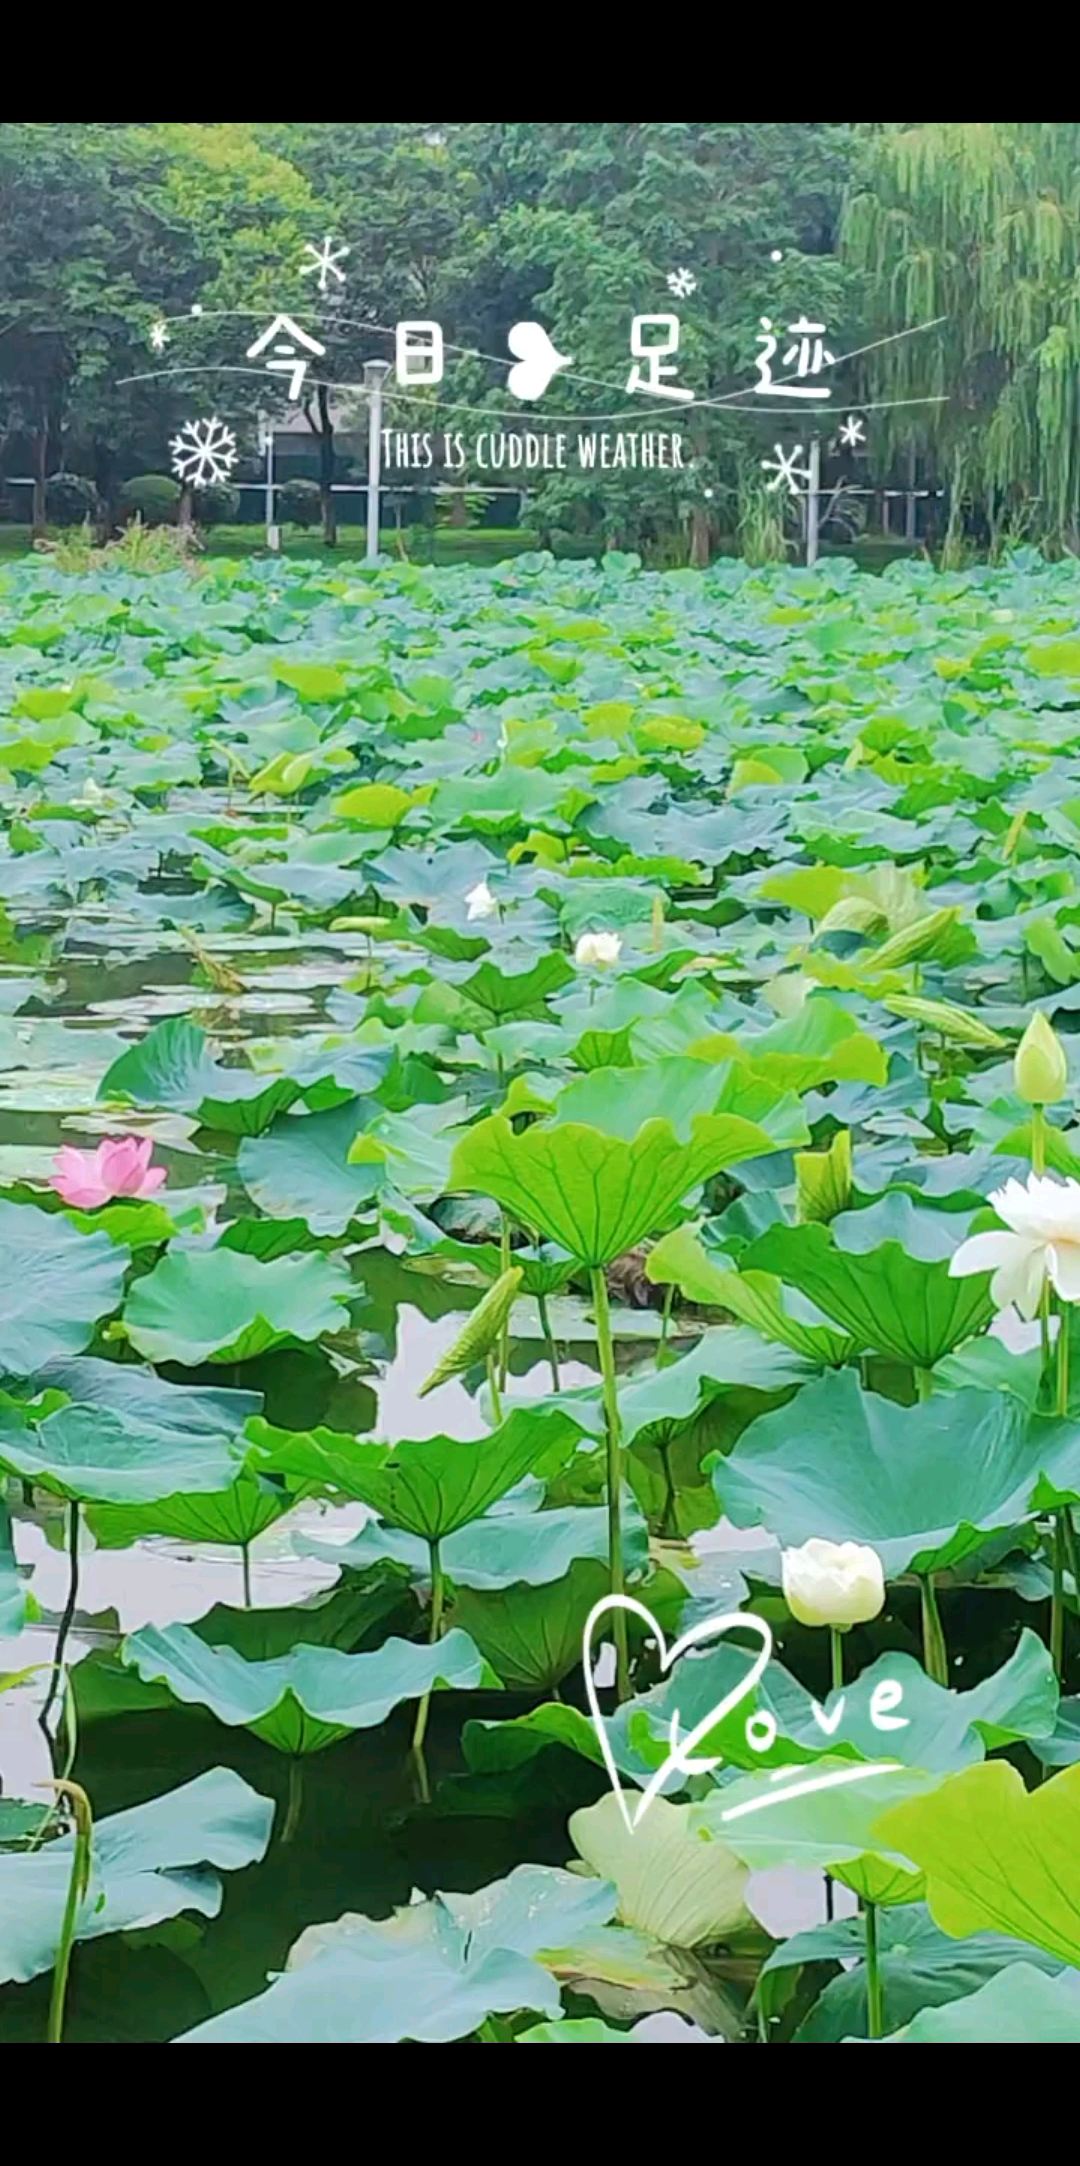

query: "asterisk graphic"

left=839, top=414, right=866, bottom=448
left=149, top=321, right=169, bottom=354
left=667, top=267, right=697, bottom=300
left=761, top=443, right=811, bottom=496
left=170, top=416, right=238, bottom=491
left=301, top=236, right=350, bottom=293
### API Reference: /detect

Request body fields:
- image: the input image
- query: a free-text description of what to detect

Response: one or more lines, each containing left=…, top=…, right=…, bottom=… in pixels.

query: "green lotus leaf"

left=173, top=1884, right=577, bottom=2045
left=0, top=1368, right=256, bottom=1504
left=698, top=999, right=888, bottom=1092
left=876, top=1760, right=1080, bottom=1967
left=517, top=2019, right=639, bottom=2042
left=0, top=1501, right=25, bottom=1636
left=176, top=1863, right=617, bottom=2045
left=121, top=1622, right=491, bottom=1754
left=646, top=1223, right=852, bottom=1364
left=711, top=1369, right=1080, bottom=1576
left=0, top=1201, right=129, bottom=1374
left=123, top=1247, right=352, bottom=1366
left=451, top=1557, right=634, bottom=1692
left=300, top=1495, right=645, bottom=1593
left=100, top=1015, right=391, bottom=1137
left=450, top=1073, right=805, bottom=1269
left=249, top=1403, right=584, bottom=1540
left=236, top=1104, right=384, bottom=1235
left=1033, top=1698, right=1080, bottom=1768
left=0, top=1769, right=273, bottom=1987
left=879, top=1965, right=1080, bottom=2044
left=86, top=1474, right=295, bottom=1552
left=743, top=1195, right=995, bottom=1366
left=344, top=1101, right=468, bottom=1194
left=690, top=1762, right=942, bottom=1893
left=598, top=1629, right=1057, bottom=1794
left=763, top=1905, right=1064, bottom=2044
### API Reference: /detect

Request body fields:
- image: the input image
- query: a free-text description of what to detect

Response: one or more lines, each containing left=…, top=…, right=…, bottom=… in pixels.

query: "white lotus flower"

left=465, top=879, right=498, bottom=922
left=575, top=930, right=622, bottom=969
left=948, top=1172, right=1080, bottom=1318
left=781, top=1538, right=886, bottom=1629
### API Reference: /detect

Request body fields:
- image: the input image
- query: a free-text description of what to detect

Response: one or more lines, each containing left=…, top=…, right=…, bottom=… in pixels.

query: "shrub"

left=46, top=472, right=98, bottom=526
left=120, top=474, right=182, bottom=526
left=194, top=480, right=241, bottom=527
left=279, top=478, right=322, bottom=529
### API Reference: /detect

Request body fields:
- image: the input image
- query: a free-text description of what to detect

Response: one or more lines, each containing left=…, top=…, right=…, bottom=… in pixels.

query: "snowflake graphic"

left=170, top=416, right=238, bottom=491
left=667, top=267, right=697, bottom=300
left=301, top=235, right=350, bottom=293
left=761, top=442, right=811, bottom=496
left=838, top=413, right=866, bottom=449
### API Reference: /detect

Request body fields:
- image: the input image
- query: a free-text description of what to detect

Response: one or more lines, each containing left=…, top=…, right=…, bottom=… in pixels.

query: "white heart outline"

left=583, top=1596, right=773, bottom=1834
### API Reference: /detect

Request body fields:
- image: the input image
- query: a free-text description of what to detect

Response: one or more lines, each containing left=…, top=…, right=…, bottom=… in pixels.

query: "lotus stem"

left=1057, top=1297, right=1070, bottom=1417
left=411, top=1538, right=444, bottom=1762
left=590, top=1265, right=628, bottom=1702
left=914, top=1367, right=933, bottom=1401
left=241, top=1541, right=252, bottom=1610
left=919, top=1573, right=949, bottom=1686
left=40, top=1501, right=80, bottom=1749
left=830, top=1627, right=845, bottom=1696
left=1051, top=1519, right=1066, bottom=1679
left=45, top=1781, right=93, bottom=2045
left=658, top=1439, right=678, bottom=1540
left=498, top=1213, right=512, bottom=1389
left=280, top=1757, right=304, bottom=1846
left=1063, top=1509, right=1080, bottom=1602
left=864, top=1901, right=884, bottom=2040
left=537, top=1289, right=561, bottom=1392
left=486, top=1353, right=503, bottom=1425
left=661, top=1283, right=675, bottom=1349
left=1032, top=1102, right=1046, bottom=1177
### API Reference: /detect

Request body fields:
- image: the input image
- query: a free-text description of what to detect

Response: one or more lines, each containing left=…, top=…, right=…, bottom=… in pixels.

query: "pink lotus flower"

left=50, top=1136, right=167, bottom=1211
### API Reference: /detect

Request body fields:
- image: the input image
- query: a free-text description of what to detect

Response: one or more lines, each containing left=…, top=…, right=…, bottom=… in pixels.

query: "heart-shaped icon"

left=583, top=1596, right=773, bottom=1834
left=506, top=321, right=573, bottom=402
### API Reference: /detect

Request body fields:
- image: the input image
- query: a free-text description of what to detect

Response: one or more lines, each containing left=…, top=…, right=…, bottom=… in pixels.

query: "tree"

left=0, top=124, right=316, bottom=535
left=443, top=123, right=858, bottom=562
left=255, top=123, right=469, bottom=543
left=842, top=123, right=1080, bottom=556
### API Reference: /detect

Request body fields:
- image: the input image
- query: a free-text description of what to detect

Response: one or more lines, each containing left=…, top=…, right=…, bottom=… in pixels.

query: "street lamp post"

left=258, top=412, right=279, bottom=553
left=364, top=360, right=391, bottom=564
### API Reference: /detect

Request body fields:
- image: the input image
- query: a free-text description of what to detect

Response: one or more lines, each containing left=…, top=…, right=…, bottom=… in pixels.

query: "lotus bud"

left=781, top=1538, right=886, bottom=1629
left=1014, top=1012, right=1067, bottom=1107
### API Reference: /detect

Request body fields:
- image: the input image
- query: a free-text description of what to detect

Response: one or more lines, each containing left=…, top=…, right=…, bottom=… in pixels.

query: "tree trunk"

left=31, top=422, right=47, bottom=538
left=306, top=383, right=337, bottom=547
left=93, top=440, right=113, bottom=544
left=178, top=482, right=195, bottom=529
left=689, top=506, right=710, bottom=567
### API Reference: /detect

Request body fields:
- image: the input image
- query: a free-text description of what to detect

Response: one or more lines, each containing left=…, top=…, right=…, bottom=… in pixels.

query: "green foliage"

left=119, top=474, right=182, bottom=525
left=842, top=121, right=1080, bottom=551
left=278, top=477, right=323, bottom=527
left=44, top=473, right=97, bottom=526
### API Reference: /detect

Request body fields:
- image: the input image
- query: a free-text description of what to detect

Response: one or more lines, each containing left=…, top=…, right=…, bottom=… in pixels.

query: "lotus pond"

left=4, top=544, right=1080, bottom=2045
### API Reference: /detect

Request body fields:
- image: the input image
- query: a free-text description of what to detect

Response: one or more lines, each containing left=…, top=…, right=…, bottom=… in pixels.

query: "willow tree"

left=842, top=123, right=1080, bottom=556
